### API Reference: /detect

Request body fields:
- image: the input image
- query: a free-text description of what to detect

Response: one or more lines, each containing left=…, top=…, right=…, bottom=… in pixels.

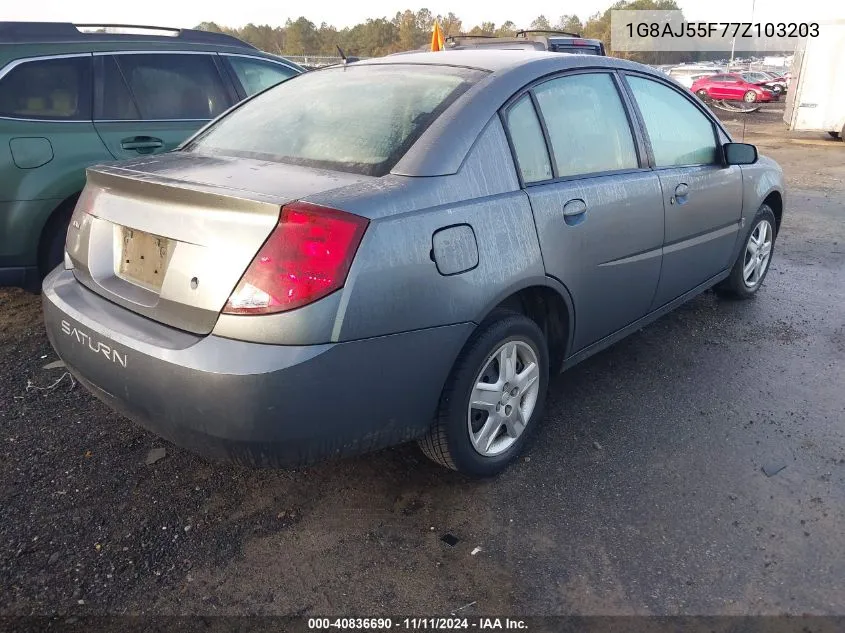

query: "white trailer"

left=784, top=21, right=845, bottom=139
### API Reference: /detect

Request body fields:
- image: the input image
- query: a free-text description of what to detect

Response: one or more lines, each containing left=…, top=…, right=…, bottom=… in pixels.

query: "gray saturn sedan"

left=43, top=50, right=785, bottom=476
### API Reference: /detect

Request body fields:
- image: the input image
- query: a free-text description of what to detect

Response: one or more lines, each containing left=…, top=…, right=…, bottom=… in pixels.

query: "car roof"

left=0, top=23, right=303, bottom=71
left=0, top=22, right=253, bottom=48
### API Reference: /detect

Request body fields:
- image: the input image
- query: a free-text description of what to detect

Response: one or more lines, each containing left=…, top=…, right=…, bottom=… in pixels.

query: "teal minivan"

left=0, top=22, right=302, bottom=290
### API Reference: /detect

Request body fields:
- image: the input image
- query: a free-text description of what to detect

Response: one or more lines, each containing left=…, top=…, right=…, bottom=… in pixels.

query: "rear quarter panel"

left=0, top=118, right=112, bottom=263
left=307, top=118, right=546, bottom=342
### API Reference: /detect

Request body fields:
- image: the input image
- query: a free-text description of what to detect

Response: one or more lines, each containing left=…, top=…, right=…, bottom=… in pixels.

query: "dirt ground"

left=1, top=102, right=844, bottom=618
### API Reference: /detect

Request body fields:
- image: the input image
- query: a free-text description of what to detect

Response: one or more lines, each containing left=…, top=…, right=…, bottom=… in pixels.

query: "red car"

left=690, top=73, right=777, bottom=103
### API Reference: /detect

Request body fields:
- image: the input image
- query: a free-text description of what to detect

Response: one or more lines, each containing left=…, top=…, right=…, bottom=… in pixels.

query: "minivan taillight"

left=223, top=201, right=369, bottom=315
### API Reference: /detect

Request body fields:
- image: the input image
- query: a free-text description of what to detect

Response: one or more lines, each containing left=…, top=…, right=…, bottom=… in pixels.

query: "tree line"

left=197, top=0, right=717, bottom=64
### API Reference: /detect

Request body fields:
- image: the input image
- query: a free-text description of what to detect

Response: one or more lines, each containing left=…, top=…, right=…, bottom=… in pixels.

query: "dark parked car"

left=43, top=50, right=785, bottom=476
left=444, top=30, right=605, bottom=56
left=0, top=22, right=303, bottom=290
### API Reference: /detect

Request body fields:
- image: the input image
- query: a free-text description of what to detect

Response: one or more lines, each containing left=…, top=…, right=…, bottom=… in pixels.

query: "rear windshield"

left=186, top=64, right=486, bottom=176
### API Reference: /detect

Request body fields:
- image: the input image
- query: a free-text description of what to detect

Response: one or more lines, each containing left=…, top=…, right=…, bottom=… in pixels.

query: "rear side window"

left=0, top=56, right=92, bottom=120
left=505, top=95, right=552, bottom=183
left=226, top=56, right=298, bottom=96
left=188, top=64, right=485, bottom=177
left=108, top=54, right=231, bottom=120
left=534, top=73, right=639, bottom=178
left=626, top=75, right=718, bottom=167
left=95, top=56, right=140, bottom=120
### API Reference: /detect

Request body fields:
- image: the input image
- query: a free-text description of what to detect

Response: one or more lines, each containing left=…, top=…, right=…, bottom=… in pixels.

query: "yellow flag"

left=430, top=21, right=445, bottom=51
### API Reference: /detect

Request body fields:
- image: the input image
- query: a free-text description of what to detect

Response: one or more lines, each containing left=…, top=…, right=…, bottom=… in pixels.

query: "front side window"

left=227, top=57, right=298, bottom=96
left=505, top=95, right=552, bottom=184
left=0, top=56, right=91, bottom=120
left=188, top=64, right=485, bottom=176
left=534, top=73, right=639, bottom=178
left=111, top=54, right=231, bottom=120
left=626, top=75, right=718, bottom=167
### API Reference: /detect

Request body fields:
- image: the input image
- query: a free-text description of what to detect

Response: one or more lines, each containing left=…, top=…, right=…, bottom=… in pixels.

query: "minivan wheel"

left=716, top=204, right=777, bottom=299
left=418, top=311, right=549, bottom=477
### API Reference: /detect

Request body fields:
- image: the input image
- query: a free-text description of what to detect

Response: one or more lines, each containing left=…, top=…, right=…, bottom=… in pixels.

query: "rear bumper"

left=43, top=268, right=473, bottom=466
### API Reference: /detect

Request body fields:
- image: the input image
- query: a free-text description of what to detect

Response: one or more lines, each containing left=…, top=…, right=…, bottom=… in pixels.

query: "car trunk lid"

left=67, top=154, right=371, bottom=334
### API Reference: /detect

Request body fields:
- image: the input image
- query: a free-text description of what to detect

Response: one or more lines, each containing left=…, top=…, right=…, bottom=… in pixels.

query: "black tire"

left=716, top=204, right=777, bottom=299
left=39, top=197, right=77, bottom=279
left=828, top=131, right=841, bottom=140
left=696, top=89, right=708, bottom=100
left=743, top=90, right=758, bottom=103
left=418, top=310, right=549, bottom=477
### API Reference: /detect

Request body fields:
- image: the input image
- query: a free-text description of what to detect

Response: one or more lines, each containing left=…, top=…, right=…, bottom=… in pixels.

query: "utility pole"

left=730, top=0, right=756, bottom=70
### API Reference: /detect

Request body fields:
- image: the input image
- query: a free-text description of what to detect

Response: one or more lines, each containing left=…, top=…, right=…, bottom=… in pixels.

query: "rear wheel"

left=39, top=197, right=78, bottom=280
left=418, top=311, right=549, bottom=477
left=696, top=89, right=708, bottom=99
left=829, top=131, right=841, bottom=140
left=717, top=204, right=777, bottom=299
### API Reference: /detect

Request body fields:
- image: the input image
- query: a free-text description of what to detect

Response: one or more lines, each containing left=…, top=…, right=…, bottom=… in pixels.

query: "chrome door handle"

left=121, top=136, right=164, bottom=152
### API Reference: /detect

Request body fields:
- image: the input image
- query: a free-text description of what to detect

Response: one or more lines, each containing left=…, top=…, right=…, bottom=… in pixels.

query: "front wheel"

left=743, top=90, right=758, bottom=103
left=418, top=311, right=549, bottom=477
left=696, top=89, right=708, bottom=99
left=716, top=205, right=777, bottom=299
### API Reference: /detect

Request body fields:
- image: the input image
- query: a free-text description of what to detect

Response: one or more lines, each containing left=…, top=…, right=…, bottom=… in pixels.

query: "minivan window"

left=627, top=75, right=718, bottom=167
left=0, top=56, right=92, bottom=120
left=188, top=64, right=485, bottom=177
left=505, top=95, right=552, bottom=183
left=111, top=54, right=231, bottom=120
left=534, top=73, right=638, bottom=178
left=227, top=56, right=298, bottom=96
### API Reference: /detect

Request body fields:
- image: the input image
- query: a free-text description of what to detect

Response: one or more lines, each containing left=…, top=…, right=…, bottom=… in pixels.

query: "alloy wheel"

left=743, top=219, right=773, bottom=288
left=467, top=340, right=541, bottom=457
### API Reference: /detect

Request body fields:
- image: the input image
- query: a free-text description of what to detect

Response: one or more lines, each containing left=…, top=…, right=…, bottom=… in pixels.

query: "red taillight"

left=224, top=201, right=368, bottom=315
left=573, top=39, right=588, bottom=46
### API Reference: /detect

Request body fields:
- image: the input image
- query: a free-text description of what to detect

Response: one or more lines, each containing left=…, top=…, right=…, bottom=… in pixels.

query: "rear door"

left=622, top=73, right=743, bottom=308
left=503, top=71, right=665, bottom=352
left=724, top=77, right=748, bottom=100
left=93, top=52, right=235, bottom=160
left=706, top=75, right=731, bottom=99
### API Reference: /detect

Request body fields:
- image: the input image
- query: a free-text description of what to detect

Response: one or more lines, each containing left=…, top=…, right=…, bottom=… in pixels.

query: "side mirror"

left=724, top=142, right=758, bottom=165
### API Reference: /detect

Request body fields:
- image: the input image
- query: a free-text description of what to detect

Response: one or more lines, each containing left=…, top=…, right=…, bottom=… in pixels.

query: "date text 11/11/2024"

left=307, top=618, right=529, bottom=630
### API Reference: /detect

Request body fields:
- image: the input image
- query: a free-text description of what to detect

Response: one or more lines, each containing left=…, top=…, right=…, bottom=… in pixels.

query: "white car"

left=668, top=67, right=721, bottom=89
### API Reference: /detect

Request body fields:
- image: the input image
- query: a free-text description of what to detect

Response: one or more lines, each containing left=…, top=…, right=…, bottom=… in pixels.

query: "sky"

left=1, top=0, right=840, bottom=32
